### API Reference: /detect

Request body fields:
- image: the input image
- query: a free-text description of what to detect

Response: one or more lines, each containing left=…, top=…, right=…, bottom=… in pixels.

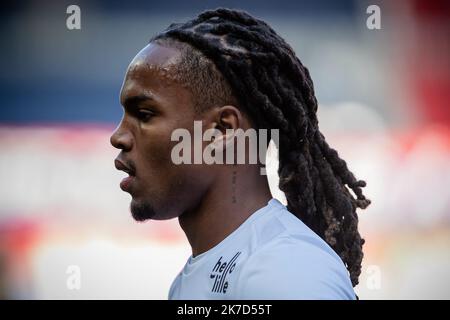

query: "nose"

left=110, top=121, right=133, bottom=151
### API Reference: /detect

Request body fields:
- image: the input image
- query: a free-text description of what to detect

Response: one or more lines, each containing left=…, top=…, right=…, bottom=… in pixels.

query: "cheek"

left=140, top=114, right=194, bottom=167
left=139, top=136, right=197, bottom=210
left=140, top=137, right=173, bottom=173
left=137, top=126, right=183, bottom=180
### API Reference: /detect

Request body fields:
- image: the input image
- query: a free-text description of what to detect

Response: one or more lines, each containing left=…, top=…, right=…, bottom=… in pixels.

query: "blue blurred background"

left=0, top=0, right=449, bottom=299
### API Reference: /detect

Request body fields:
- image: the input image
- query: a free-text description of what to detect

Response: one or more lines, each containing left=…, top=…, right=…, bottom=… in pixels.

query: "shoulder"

left=235, top=234, right=356, bottom=300
left=168, top=271, right=182, bottom=299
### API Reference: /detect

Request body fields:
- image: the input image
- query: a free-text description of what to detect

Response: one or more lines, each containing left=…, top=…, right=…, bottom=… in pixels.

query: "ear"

left=216, top=105, right=243, bottom=132
left=201, top=105, right=245, bottom=156
left=201, top=105, right=245, bottom=133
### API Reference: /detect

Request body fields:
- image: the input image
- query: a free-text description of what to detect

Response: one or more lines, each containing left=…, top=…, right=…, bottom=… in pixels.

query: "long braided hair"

left=152, top=8, right=371, bottom=287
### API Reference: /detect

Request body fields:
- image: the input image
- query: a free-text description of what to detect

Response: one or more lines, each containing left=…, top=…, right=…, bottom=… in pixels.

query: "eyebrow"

left=122, top=94, right=156, bottom=109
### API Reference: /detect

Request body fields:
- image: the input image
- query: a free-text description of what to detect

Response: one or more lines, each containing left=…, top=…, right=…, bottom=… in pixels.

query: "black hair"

left=151, top=8, right=371, bottom=287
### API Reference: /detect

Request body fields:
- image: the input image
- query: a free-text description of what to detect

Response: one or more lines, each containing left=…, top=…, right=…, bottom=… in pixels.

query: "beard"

left=130, top=199, right=157, bottom=222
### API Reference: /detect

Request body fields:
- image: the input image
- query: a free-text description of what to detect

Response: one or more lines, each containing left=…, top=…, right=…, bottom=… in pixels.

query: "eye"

left=136, top=109, right=155, bottom=122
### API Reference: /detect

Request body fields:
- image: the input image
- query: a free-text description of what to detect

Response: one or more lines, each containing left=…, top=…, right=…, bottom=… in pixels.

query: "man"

left=110, top=8, right=370, bottom=299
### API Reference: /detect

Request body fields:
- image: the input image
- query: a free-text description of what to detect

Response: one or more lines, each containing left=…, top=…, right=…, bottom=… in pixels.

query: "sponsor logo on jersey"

left=210, top=252, right=241, bottom=294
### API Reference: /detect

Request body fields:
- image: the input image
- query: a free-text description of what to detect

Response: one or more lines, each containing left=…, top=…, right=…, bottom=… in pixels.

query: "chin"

left=129, top=198, right=179, bottom=221
left=129, top=199, right=157, bottom=222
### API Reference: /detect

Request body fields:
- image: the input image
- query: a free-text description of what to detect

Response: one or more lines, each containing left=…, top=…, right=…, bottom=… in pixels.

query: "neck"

left=178, top=165, right=272, bottom=257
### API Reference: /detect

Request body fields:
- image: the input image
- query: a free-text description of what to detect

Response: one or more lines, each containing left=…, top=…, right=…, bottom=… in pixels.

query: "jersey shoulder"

left=236, top=229, right=356, bottom=300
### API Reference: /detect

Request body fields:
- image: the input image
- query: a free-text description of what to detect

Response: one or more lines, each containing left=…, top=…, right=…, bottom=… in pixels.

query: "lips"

left=120, top=176, right=134, bottom=192
left=114, top=158, right=136, bottom=192
left=114, top=159, right=135, bottom=175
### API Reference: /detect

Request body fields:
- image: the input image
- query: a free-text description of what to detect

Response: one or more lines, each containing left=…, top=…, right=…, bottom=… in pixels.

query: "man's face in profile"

left=110, top=43, right=212, bottom=221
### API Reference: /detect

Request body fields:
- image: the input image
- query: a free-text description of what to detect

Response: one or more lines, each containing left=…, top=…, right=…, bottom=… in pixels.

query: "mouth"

left=114, top=158, right=136, bottom=192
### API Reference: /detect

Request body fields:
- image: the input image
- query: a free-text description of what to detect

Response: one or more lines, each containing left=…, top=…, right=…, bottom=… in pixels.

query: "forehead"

left=120, top=43, right=184, bottom=103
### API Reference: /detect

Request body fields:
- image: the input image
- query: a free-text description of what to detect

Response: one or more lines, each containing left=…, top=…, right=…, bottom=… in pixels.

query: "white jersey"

left=168, top=198, right=356, bottom=300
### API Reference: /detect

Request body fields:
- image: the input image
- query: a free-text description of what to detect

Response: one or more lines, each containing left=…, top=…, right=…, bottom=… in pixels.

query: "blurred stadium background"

left=0, top=0, right=449, bottom=299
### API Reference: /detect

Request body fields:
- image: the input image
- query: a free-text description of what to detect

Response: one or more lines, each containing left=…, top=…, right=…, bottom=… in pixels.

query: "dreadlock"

left=151, top=8, right=371, bottom=287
